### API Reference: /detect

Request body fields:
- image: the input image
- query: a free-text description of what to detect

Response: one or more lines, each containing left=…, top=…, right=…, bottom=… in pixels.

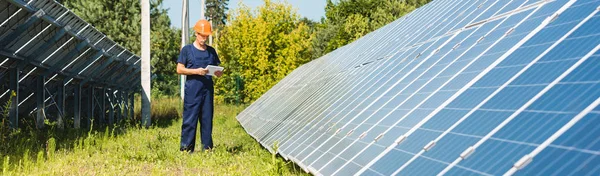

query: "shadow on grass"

left=153, top=117, right=178, bottom=128
left=0, top=117, right=132, bottom=165
left=0, top=96, right=183, bottom=166
left=225, top=144, right=244, bottom=155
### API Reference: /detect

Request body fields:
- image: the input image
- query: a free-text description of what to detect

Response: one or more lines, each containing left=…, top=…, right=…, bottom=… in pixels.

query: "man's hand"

left=214, top=70, right=223, bottom=77
left=196, top=68, right=209, bottom=75
left=175, top=63, right=214, bottom=76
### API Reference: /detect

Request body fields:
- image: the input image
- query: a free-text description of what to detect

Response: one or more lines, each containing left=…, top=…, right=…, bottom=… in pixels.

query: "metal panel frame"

left=1, top=0, right=141, bottom=129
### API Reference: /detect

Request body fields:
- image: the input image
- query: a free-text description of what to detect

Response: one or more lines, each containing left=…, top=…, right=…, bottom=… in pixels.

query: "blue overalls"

left=177, top=44, right=220, bottom=152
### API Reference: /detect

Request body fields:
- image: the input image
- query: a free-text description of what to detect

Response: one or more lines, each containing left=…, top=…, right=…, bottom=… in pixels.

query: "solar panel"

left=1, top=0, right=139, bottom=129
left=237, top=0, right=600, bottom=175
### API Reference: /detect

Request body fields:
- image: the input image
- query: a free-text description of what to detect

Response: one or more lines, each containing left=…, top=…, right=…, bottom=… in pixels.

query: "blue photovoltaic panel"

left=237, top=0, right=600, bottom=175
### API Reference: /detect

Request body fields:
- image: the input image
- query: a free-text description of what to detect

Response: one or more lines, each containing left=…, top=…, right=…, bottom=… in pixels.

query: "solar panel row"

left=1, top=0, right=139, bottom=128
left=237, top=0, right=600, bottom=175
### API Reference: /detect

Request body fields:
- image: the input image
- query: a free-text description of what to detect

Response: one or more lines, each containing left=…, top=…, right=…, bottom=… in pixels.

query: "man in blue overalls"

left=177, top=19, right=222, bottom=152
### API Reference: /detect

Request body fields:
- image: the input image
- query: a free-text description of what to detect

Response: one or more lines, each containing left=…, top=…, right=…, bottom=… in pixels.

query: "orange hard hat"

left=194, top=19, right=212, bottom=36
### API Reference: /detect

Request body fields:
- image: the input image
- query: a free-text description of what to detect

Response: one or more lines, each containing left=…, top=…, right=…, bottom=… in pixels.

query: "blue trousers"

left=180, top=86, right=214, bottom=152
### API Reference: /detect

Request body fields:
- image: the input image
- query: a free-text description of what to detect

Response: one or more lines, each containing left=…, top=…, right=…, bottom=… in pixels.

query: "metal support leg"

left=115, top=90, right=121, bottom=122
left=36, top=76, right=45, bottom=129
left=56, top=83, right=64, bottom=129
left=122, top=91, right=126, bottom=120
left=86, top=85, right=93, bottom=129
left=121, top=90, right=126, bottom=119
left=101, top=87, right=105, bottom=125
left=108, top=89, right=114, bottom=125
left=122, top=90, right=128, bottom=119
left=73, top=83, right=81, bottom=129
left=130, top=91, right=134, bottom=121
left=121, top=90, right=125, bottom=121
left=9, top=68, right=19, bottom=129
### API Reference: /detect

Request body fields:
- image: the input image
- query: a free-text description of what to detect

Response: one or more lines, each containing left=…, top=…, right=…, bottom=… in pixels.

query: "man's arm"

left=177, top=63, right=208, bottom=76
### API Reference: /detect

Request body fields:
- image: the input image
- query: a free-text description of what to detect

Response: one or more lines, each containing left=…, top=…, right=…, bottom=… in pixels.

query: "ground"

left=1, top=97, right=308, bottom=176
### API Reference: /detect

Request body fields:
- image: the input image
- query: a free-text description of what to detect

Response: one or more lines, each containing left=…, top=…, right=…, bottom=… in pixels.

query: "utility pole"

left=201, top=0, right=210, bottom=46
left=180, top=0, right=189, bottom=101
left=201, top=0, right=205, bottom=17
left=141, top=0, right=151, bottom=127
left=181, top=0, right=207, bottom=100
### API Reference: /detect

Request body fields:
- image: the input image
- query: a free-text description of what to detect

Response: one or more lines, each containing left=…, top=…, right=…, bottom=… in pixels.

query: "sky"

left=163, top=0, right=327, bottom=29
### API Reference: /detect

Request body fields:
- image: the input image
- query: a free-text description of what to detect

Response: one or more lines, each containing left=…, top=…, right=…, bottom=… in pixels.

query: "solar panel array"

left=1, top=0, right=139, bottom=129
left=237, top=0, right=600, bottom=175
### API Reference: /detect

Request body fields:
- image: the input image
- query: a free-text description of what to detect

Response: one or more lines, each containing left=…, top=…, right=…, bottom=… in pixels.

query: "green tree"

left=215, top=0, right=312, bottom=103
left=61, top=0, right=181, bottom=97
left=310, top=0, right=430, bottom=58
left=206, top=0, right=229, bottom=30
left=205, top=0, right=229, bottom=51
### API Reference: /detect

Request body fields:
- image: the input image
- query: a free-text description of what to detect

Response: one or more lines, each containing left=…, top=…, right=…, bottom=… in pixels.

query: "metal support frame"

left=9, top=67, right=20, bottom=129
left=122, top=90, right=128, bottom=119
left=73, top=82, right=81, bottom=128
left=56, top=82, right=64, bottom=129
left=2, top=0, right=142, bottom=131
left=35, top=75, right=45, bottom=129
left=120, top=89, right=125, bottom=120
left=86, top=84, right=94, bottom=128
left=115, top=89, right=121, bottom=122
left=129, top=89, right=134, bottom=120
left=108, top=88, right=114, bottom=125
left=101, top=87, right=106, bottom=124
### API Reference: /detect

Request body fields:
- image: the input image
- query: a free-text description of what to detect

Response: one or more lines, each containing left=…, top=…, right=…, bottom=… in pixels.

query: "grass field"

left=0, top=96, right=309, bottom=175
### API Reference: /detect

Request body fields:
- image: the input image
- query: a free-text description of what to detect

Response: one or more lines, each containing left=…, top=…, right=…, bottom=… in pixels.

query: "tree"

left=61, top=0, right=182, bottom=97
left=310, top=0, right=430, bottom=58
left=205, top=0, right=229, bottom=50
left=205, top=0, right=229, bottom=30
left=215, top=0, right=312, bottom=104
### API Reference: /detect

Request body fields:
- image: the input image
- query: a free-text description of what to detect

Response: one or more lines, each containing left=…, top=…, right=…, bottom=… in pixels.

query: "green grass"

left=0, top=96, right=309, bottom=175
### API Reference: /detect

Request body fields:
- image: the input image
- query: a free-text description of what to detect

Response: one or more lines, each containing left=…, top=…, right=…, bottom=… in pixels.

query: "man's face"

left=195, top=32, right=209, bottom=45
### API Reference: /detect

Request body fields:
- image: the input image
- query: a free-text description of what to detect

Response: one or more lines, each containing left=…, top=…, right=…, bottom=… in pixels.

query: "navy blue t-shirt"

left=177, top=44, right=220, bottom=88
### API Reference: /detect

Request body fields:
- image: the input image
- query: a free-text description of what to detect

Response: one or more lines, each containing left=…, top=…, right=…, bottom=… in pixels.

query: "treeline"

left=59, top=0, right=430, bottom=104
